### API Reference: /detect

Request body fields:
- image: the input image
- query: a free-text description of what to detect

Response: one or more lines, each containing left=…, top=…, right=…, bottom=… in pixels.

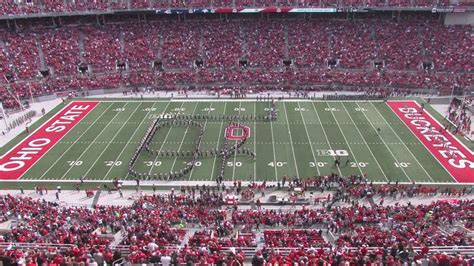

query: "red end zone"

left=387, top=101, right=474, bottom=183
left=0, top=101, right=98, bottom=180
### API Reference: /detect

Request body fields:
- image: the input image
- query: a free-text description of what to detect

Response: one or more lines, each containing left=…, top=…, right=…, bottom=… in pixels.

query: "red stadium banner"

left=387, top=101, right=474, bottom=183
left=0, top=101, right=99, bottom=180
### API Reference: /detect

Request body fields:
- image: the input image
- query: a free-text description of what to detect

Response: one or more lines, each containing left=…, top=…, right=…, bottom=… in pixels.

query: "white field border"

left=385, top=100, right=469, bottom=183
left=1, top=101, right=101, bottom=180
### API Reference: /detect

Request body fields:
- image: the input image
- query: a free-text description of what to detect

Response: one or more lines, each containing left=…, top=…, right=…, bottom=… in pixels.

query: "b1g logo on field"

left=225, top=124, right=250, bottom=140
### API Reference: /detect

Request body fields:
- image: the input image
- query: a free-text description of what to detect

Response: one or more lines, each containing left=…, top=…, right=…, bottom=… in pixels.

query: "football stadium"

left=0, top=1, right=473, bottom=265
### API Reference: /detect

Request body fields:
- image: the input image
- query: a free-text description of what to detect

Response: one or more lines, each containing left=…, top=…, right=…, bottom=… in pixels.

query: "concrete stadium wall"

left=444, top=12, right=474, bottom=25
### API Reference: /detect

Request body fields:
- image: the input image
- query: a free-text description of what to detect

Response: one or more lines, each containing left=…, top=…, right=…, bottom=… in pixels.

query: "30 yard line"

left=355, top=102, right=412, bottom=182
left=326, top=102, right=364, bottom=176
left=59, top=103, right=130, bottom=180
left=103, top=102, right=159, bottom=180
left=370, top=102, right=434, bottom=182
left=147, top=101, right=176, bottom=176
left=297, top=102, right=320, bottom=176
left=170, top=103, right=199, bottom=173
left=38, top=103, right=113, bottom=180
left=188, top=102, right=213, bottom=181
left=210, top=102, right=227, bottom=182
left=341, top=103, right=388, bottom=181
left=283, top=102, right=300, bottom=178
left=84, top=103, right=142, bottom=179
left=310, top=101, right=342, bottom=176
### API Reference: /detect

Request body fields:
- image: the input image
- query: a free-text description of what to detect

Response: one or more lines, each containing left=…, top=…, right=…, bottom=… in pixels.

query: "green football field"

left=13, top=99, right=463, bottom=183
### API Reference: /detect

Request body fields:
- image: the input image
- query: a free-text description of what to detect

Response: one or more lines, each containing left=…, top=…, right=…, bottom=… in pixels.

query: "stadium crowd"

left=0, top=176, right=473, bottom=264
left=0, top=0, right=471, bottom=16
left=0, top=15, right=472, bottom=108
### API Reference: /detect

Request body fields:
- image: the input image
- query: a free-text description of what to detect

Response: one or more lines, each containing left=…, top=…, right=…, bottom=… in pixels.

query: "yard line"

left=188, top=102, right=213, bottom=181
left=297, top=102, right=320, bottom=176
left=253, top=102, right=257, bottom=182
left=38, top=103, right=113, bottom=180
left=170, top=103, right=199, bottom=173
left=326, top=102, right=364, bottom=176
left=147, top=101, right=179, bottom=176
left=341, top=103, right=388, bottom=181
left=355, top=102, right=412, bottom=182
left=370, top=102, right=434, bottom=182
left=269, top=102, right=279, bottom=182
left=59, top=103, right=130, bottom=180
left=282, top=102, right=300, bottom=178
left=103, top=102, right=159, bottom=180
left=231, top=102, right=242, bottom=182
left=309, top=101, right=342, bottom=176
left=80, top=103, right=143, bottom=179
left=210, top=102, right=227, bottom=181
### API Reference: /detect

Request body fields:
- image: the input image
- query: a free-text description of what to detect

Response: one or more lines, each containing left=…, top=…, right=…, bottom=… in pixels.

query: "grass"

left=7, top=99, right=463, bottom=184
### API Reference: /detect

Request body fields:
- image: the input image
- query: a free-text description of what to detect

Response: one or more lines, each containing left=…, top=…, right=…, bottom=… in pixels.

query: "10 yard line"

left=370, top=102, right=434, bottom=182
left=59, top=102, right=131, bottom=180
left=103, top=102, right=159, bottom=180
left=38, top=103, right=113, bottom=180
left=283, top=102, right=300, bottom=178
left=297, top=102, right=320, bottom=176
left=355, top=102, right=412, bottom=182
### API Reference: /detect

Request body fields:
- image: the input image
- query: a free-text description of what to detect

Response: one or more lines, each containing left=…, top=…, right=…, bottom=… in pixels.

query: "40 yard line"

left=188, top=102, right=213, bottom=181
left=170, top=103, right=199, bottom=173
left=210, top=102, right=227, bottom=182
left=269, top=102, right=279, bottom=182
left=283, top=102, right=300, bottom=178
left=38, top=103, right=113, bottom=180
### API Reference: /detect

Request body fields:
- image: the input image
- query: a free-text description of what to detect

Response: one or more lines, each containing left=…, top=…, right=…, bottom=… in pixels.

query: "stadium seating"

left=0, top=16, right=471, bottom=109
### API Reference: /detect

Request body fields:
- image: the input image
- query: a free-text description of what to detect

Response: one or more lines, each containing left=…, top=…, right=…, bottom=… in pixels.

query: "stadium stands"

left=0, top=15, right=471, bottom=109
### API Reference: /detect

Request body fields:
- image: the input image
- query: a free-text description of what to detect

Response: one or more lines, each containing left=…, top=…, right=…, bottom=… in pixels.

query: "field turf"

left=7, top=99, right=467, bottom=183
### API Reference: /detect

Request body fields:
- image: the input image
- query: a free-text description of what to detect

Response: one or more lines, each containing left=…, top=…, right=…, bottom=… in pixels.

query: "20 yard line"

left=147, top=101, right=179, bottom=176
left=341, top=103, right=388, bottom=181
left=103, top=102, right=159, bottom=180
left=188, top=102, right=213, bottom=181
left=370, top=102, right=434, bottom=182
left=38, top=103, right=113, bottom=180
left=59, top=103, right=130, bottom=180
left=355, top=102, right=412, bottom=182
left=297, top=102, right=320, bottom=176
left=81, top=103, right=143, bottom=179
left=282, top=102, right=300, bottom=178
left=326, top=102, right=364, bottom=176
left=170, top=103, right=199, bottom=173
left=310, top=101, right=342, bottom=176
left=210, top=102, right=227, bottom=182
